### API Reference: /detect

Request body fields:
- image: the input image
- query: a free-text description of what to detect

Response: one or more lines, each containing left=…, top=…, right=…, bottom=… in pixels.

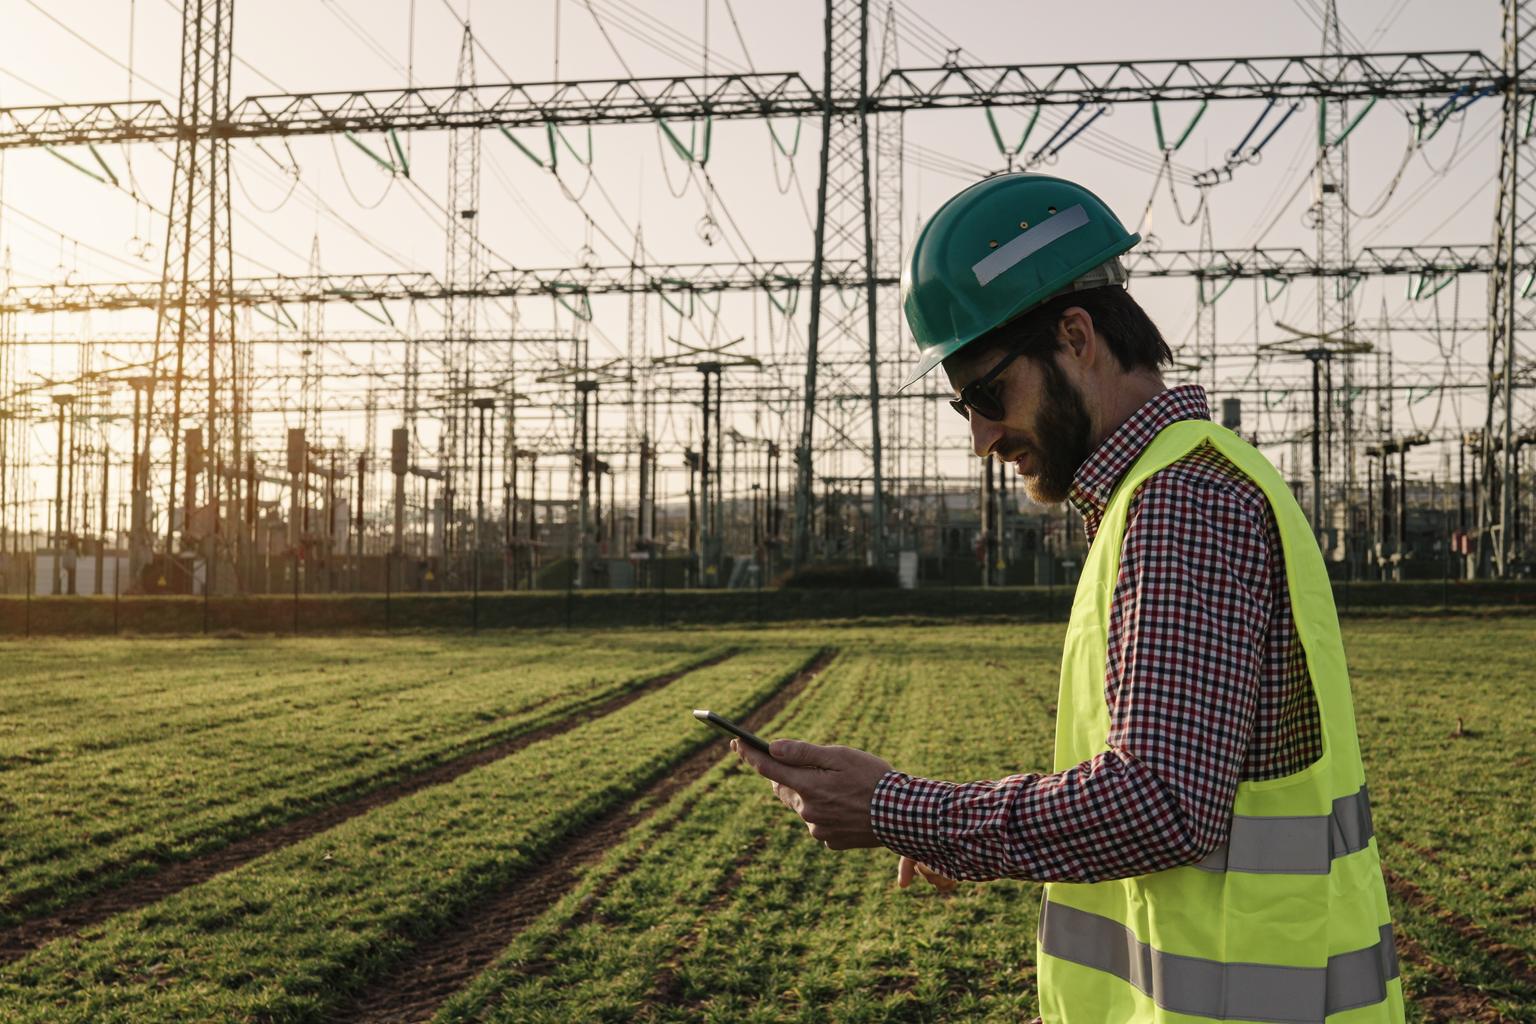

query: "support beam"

left=872, top=51, right=1515, bottom=109
left=0, top=52, right=1522, bottom=149
left=0, top=73, right=818, bottom=148
left=2, top=245, right=1522, bottom=315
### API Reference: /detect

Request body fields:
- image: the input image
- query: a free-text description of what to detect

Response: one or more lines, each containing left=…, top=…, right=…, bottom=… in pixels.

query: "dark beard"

left=1023, top=356, right=1095, bottom=506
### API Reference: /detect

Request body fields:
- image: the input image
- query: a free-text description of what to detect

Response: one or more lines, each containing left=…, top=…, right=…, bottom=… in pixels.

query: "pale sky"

left=0, top=0, right=1515, bottom=539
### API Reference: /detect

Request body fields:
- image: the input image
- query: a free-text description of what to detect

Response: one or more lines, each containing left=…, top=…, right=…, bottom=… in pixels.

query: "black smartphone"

left=692, top=708, right=772, bottom=755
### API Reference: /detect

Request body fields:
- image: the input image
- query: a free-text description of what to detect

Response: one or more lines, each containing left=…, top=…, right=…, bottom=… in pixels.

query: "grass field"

left=0, top=616, right=1531, bottom=1022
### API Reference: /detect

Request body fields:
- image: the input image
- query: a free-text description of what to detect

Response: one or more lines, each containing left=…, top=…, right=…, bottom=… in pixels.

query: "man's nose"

left=969, top=415, right=1003, bottom=460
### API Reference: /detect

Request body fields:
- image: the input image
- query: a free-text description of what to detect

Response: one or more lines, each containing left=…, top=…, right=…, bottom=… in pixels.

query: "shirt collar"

left=1067, top=384, right=1211, bottom=526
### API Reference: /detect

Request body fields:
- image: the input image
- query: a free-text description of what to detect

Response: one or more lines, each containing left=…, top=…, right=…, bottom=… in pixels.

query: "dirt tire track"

left=334, top=647, right=838, bottom=1024
left=1383, top=865, right=1536, bottom=990
left=0, top=650, right=738, bottom=967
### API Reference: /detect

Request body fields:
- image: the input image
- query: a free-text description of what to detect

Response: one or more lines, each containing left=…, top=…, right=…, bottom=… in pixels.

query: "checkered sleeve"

left=869, top=457, right=1274, bottom=883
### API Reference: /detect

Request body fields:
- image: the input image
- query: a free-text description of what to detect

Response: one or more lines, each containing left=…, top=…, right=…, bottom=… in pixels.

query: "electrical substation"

left=0, top=0, right=1532, bottom=603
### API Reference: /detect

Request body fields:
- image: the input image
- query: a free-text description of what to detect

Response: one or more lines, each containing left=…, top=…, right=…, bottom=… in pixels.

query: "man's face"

left=944, top=341, right=1096, bottom=506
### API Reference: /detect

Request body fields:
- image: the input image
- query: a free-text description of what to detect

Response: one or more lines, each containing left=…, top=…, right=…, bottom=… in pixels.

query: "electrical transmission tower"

left=793, top=0, right=885, bottom=569
left=874, top=4, right=906, bottom=550
left=1483, top=0, right=1533, bottom=578
left=444, top=23, right=483, bottom=561
left=1313, top=0, right=1356, bottom=559
left=144, top=0, right=237, bottom=592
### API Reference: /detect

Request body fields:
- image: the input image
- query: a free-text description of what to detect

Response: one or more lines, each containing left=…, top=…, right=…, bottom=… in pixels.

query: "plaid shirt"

left=871, top=385, right=1322, bottom=883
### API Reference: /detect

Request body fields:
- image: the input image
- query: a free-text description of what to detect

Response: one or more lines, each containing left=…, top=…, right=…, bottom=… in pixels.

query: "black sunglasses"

left=950, top=347, right=1027, bottom=422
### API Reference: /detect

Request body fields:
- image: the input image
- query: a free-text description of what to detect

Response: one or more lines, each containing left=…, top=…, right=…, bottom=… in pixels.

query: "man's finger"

left=897, top=856, right=915, bottom=889
left=737, top=741, right=821, bottom=789
left=916, top=863, right=959, bottom=892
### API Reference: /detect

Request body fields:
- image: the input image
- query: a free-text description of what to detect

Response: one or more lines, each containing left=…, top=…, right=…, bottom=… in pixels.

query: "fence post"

left=292, top=550, right=300, bottom=636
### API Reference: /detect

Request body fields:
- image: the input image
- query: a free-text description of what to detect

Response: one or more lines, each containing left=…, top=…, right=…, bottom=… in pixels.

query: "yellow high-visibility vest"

left=1038, top=419, right=1404, bottom=1024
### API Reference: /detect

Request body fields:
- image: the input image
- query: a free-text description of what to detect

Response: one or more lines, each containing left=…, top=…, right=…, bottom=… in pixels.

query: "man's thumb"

left=769, top=738, right=827, bottom=766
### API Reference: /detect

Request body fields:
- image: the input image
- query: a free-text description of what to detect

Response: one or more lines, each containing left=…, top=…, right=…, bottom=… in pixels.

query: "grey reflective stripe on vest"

left=1196, top=786, right=1375, bottom=875
left=1040, top=900, right=1399, bottom=1023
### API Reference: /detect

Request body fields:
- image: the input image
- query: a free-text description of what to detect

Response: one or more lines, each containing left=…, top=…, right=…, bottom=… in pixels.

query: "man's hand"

left=732, top=738, right=891, bottom=850
left=896, top=855, right=958, bottom=892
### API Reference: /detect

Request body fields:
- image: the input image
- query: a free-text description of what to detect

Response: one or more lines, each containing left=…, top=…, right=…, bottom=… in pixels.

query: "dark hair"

left=971, top=285, right=1172, bottom=373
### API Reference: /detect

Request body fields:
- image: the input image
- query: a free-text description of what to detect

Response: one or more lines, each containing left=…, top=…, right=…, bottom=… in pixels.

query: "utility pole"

left=575, top=380, right=597, bottom=587
left=637, top=434, right=650, bottom=555
left=287, top=427, right=305, bottom=592
left=1309, top=350, right=1325, bottom=535
left=698, top=363, right=720, bottom=583
left=473, top=395, right=495, bottom=596
left=473, top=395, right=494, bottom=624
left=97, top=442, right=109, bottom=595
left=50, top=394, right=75, bottom=595
left=525, top=451, right=538, bottom=589
left=391, top=427, right=407, bottom=559
left=685, top=448, right=700, bottom=584
left=355, top=452, right=366, bottom=586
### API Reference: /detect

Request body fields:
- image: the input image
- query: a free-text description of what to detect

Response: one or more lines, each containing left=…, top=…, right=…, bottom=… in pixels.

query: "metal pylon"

left=147, top=0, right=235, bottom=587
left=874, top=3, right=905, bottom=550
left=1313, top=0, right=1355, bottom=554
left=1482, top=0, right=1533, bottom=577
left=444, top=23, right=482, bottom=558
left=793, top=0, right=883, bottom=568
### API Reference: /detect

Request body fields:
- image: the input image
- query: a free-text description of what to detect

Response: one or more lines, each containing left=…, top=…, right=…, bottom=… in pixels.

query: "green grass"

left=435, top=629, right=1064, bottom=1024
left=0, top=645, right=819, bottom=1022
left=435, top=620, right=1536, bottom=1023
left=0, top=617, right=1531, bottom=1021
left=0, top=633, right=723, bottom=923
left=1347, top=616, right=1536, bottom=1020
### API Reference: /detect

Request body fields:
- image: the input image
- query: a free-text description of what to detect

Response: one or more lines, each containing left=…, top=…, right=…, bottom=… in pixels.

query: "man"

left=735, top=173, right=1404, bottom=1023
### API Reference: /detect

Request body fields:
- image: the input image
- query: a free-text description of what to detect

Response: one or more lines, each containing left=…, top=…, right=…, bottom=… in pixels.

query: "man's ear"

left=1056, top=307, right=1096, bottom=366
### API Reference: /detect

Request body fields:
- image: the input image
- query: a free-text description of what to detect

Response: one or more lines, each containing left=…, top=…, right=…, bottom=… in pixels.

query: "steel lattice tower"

left=793, top=0, right=882, bottom=568
left=1482, top=0, right=1533, bottom=577
left=874, top=4, right=905, bottom=550
left=145, top=0, right=236, bottom=589
left=1314, top=0, right=1354, bottom=554
left=444, top=23, right=482, bottom=558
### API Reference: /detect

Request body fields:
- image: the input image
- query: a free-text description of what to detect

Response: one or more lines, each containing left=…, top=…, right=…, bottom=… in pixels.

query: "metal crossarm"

left=5, top=247, right=1529, bottom=315
left=0, top=99, right=175, bottom=148
left=0, top=73, right=819, bottom=149
left=871, top=51, right=1514, bottom=109
left=0, top=53, right=1520, bottom=149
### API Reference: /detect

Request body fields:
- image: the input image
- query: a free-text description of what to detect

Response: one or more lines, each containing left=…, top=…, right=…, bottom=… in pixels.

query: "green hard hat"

left=900, top=173, right=1140, bottom=390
